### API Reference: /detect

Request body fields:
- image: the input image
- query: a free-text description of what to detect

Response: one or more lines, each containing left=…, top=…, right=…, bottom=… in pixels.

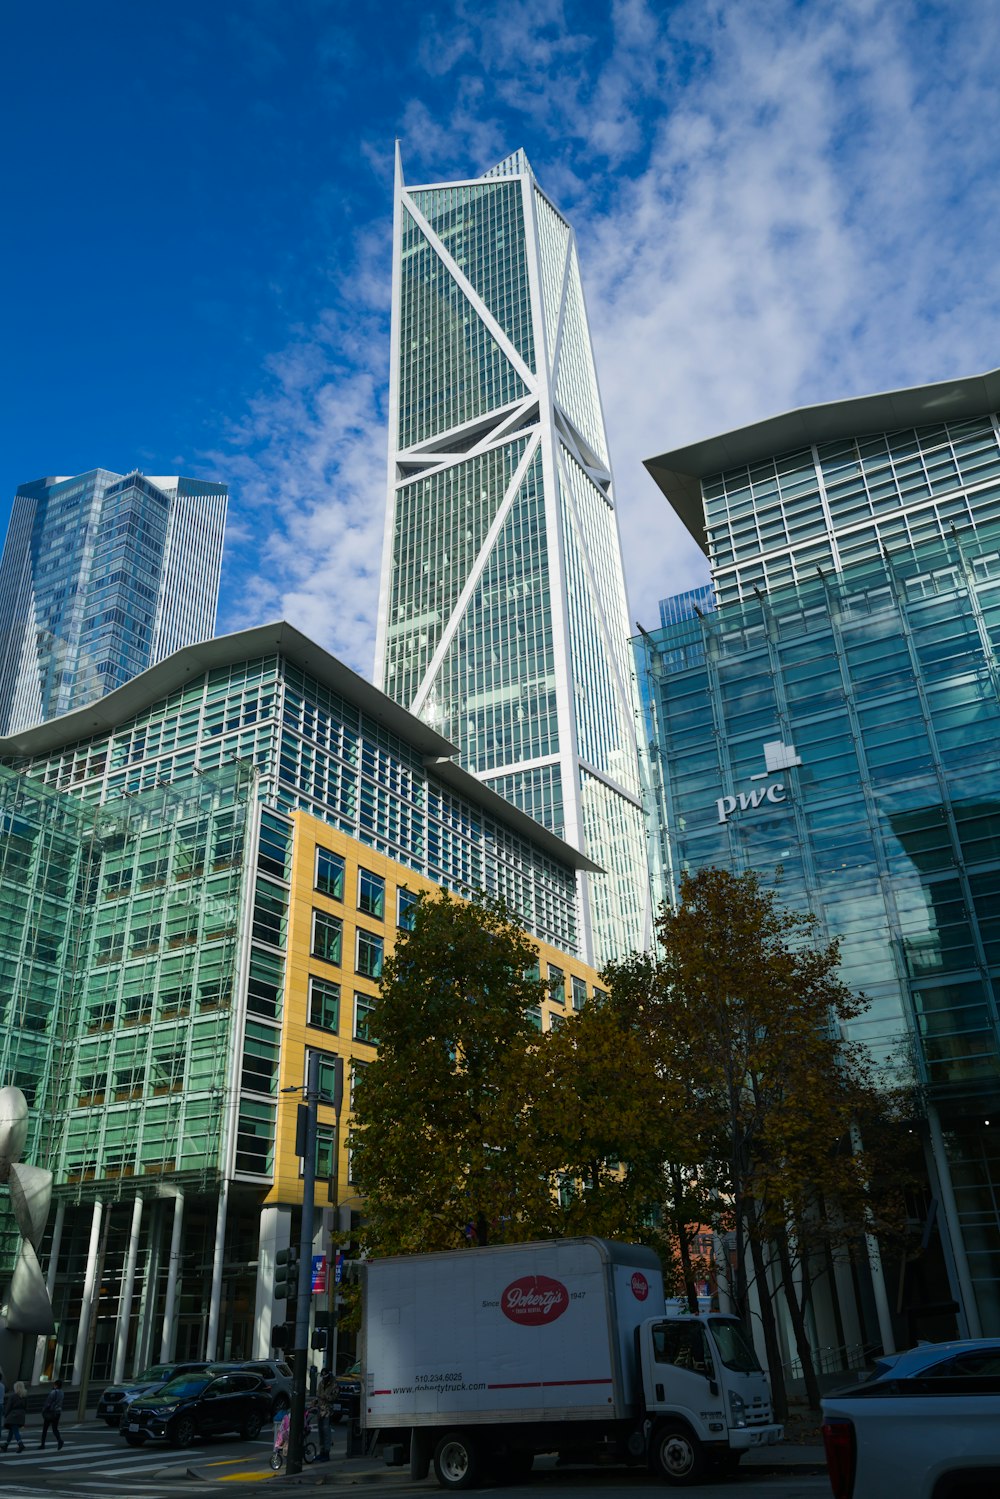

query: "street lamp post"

left=286, top=1052, right=319, bottom=1476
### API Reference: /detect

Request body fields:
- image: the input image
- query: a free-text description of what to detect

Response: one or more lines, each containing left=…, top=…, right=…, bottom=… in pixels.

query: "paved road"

left=0, top=1418, right=829, bottom=1498
left=0, top=1413, right=276, bottom=1495
left=334, top=1482, right=829, bottom=1499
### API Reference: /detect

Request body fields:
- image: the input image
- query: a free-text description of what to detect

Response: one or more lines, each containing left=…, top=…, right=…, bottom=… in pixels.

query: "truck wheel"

left=652, top=1423, right=704, bottom=1486
left=433, top=1430, right=482, bottom=1490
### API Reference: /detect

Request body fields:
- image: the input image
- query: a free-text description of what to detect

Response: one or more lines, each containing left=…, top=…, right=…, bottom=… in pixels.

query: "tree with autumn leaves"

left=352, top=874, right=914, bottom=1412
left=604, top=869, right=915, bottom=1413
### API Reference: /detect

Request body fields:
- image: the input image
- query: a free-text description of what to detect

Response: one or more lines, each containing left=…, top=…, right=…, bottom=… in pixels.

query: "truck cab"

left=638, top=1314, right=782, bottom=1481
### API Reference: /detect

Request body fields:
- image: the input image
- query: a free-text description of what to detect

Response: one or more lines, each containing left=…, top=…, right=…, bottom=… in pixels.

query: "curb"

left=184, top=1462, right=405, bottom=1486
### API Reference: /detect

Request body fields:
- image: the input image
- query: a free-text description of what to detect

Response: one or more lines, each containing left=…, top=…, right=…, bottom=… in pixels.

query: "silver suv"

left=97, top=1361, right=208, bottom=1427
left=212, top=1358, right=293, bottom=1416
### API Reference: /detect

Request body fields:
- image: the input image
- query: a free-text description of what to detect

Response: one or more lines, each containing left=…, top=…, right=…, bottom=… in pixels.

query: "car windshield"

left=136, top=1365, right=176, bottom=1383
left=708, top=1319, right=762, bottom=1374
left=152, top=1374, right=210, bottom=1399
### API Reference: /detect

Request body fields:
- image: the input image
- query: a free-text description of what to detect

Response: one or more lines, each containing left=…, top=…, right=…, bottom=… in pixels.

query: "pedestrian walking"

left=40, top=1379, right=64, bottom=1449
left=2, top=1380, right=28, bottom=1452
left=315, top=1369, right=336, bottom=1461
left=0, top=1369, right=6, bottom=1413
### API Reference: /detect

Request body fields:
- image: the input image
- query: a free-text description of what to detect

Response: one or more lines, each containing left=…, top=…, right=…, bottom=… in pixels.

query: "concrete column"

left=135, top=1200, right=163, bottom=1373
left=850, top=1121, right=895, bottom=1354
left=252, top=1205, right=291, bottom=1358
left=73, top=1200, right=104, bottom=1385
left=205, top=1181, right=229, bottom=1361
left=112, top=1196, right=144, bottom=1382
left=159, top=1190, right=185, bottom=1362
left=31, top=1200, right=66, bottom=1385
left=927, top=1105, right=982, bottom=1338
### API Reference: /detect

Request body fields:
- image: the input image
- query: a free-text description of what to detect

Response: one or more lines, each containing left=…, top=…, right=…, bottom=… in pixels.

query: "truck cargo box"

left=362, top=1237, right=664, bottom=1431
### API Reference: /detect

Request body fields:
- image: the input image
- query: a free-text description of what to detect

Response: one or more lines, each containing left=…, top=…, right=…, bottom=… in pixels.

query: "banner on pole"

left=311, top=1253, right=328, bottom=1293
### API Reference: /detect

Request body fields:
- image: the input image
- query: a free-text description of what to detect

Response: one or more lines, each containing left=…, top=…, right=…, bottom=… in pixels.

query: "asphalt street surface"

left=0, top=1416, right=829, bottom=1498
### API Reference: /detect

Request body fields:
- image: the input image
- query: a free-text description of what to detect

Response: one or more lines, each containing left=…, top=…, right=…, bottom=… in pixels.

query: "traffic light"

left=274, top=1245, right=299, bottom=1301
left=311, top=1328, right=328, bottom=1351
left=271, top=1322, right=289, bottom=1350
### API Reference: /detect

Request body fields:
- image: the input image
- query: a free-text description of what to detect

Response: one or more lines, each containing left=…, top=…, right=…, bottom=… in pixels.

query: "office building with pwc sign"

left=636, top=369, right=1000, bottom=1346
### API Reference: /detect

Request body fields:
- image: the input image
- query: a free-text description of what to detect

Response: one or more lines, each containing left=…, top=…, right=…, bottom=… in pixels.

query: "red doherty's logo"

left=631, top=1272, right=649, bottom=1301
left=501, top=1275, right=569, bottom=1326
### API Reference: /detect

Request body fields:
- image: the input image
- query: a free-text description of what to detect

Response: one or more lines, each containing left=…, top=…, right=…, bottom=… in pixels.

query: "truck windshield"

left=708, top=1319, right=761, bottom=1374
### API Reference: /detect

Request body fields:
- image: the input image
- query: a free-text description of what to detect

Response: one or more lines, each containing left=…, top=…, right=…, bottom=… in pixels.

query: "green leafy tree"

left=351, top=890, right=547, bottom=1254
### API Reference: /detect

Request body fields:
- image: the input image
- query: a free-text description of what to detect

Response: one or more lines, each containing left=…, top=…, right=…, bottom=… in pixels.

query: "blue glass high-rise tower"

left=0, top=469, right=227, bottom=733
left=639, top=368, right=1000, bottom=1342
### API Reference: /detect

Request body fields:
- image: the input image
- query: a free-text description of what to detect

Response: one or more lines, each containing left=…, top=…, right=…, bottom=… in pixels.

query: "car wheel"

left=240, top=1413, right=263, bottom=1441
left=651, top=1423, right=704, bottom=1486
left=124, top=1433, right=146, bottom=1448
left=433, top=1430, right=482, bottom=1491
left=169, top=1414, right=198, bottom=1448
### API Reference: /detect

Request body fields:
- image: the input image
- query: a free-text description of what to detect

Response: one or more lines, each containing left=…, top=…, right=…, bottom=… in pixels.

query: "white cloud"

left=217, top=0, right=1000, bottom=671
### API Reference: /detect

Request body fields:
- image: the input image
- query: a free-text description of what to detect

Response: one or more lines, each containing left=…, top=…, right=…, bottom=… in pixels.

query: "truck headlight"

left=729, top=1391, right=747, bottom=1429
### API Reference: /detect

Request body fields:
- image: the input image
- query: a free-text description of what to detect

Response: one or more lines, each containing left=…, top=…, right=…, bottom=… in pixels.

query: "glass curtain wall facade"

left=376, top=148, right=648, bottom=968
left=0, top=623, right=600, bottom=1382
left=640, top=377, right=1000, bottom=1339
left=0, top=469, right=227, bottom=734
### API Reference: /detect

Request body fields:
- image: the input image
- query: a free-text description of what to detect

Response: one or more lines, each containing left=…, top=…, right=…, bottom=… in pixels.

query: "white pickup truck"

left=821, top=1338, right=1000, bottom=1499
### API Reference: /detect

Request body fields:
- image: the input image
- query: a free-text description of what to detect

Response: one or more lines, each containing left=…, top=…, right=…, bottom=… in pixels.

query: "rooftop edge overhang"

left=0, top=620, right=601, bottom=876
left=644, top=366, right=1000, bottom=553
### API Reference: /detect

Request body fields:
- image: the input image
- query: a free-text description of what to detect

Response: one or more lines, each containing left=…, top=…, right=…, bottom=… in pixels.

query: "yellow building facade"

left=269, top=809, right=606, bottom=1217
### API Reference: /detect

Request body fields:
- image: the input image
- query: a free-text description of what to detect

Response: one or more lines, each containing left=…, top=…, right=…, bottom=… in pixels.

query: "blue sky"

left=4, top=0, right=1000, bottom=674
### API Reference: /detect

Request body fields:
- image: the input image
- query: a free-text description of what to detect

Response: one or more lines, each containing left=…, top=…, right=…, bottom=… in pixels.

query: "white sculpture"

left=0, top=1085, right=55, bottom=1334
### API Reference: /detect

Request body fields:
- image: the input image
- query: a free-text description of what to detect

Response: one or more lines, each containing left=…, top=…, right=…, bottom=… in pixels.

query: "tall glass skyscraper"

left=639, top=369, right=1000, bottom=1342
left=376, top=148, right=648, bottom=967
left=0, top=469, right=227, bottom=733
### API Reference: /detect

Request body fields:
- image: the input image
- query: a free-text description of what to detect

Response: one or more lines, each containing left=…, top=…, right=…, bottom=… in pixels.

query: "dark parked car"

left=120, top=1369, right=270, bottom=1448
left=97, top=1362, right=209, bottom=1427
left=331, top=1360, right=362, bottom=1423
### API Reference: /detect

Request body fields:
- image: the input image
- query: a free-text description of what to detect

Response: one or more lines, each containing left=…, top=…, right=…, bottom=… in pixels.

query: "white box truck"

left=360, top=1237, right=782, bottom=1488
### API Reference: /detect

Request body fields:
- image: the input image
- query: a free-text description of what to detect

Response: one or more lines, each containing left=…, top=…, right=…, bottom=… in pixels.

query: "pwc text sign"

left=716, top=740, right=802, bottom=826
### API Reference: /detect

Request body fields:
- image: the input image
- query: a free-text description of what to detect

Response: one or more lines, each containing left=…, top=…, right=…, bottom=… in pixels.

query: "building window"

left=548, top=964, right=565, bottom=1005
left=310, top=1123, right=336, bottom=1180
left=308, top=976, right=340, bottom=1034
left=235, top=1099, right=275, bottom=1176
left=253, top=883, right=287, bottom=947
left=316, top=847, right=345, bottom=901
left=313, top=1051, right=344, bottom=1107
left=397, top=887, right=418, bottom=931
left=572, top=976, right=587, bottom=1011
left=312, top=910, right=343, bottom=965
left=358, top=869, right=385, bottom=920
left=356, top=929, right=383, bottom=980
left=355, top=992, right=378, bottom=1045
left=350, top=1058, right=368, bottom=1109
